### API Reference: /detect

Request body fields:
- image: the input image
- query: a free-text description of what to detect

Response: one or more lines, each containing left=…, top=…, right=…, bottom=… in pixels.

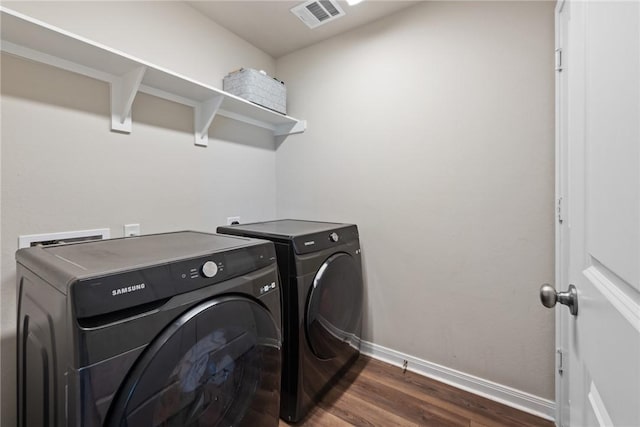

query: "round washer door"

left=306, top=252, right=363, bottom=360
left=106, top=296, right=281, bottom=427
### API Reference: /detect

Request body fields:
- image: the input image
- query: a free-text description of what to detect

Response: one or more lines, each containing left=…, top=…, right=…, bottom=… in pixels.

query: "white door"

left=551, top=1, right=640, bottom=426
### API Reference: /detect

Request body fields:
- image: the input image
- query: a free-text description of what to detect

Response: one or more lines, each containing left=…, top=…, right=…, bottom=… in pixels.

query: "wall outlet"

left=124, top=223, right=140, bottom=237
left=227, top=216, right=241, bottom=225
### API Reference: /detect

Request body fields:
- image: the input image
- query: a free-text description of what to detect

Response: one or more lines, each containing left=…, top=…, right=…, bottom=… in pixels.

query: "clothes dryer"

left=17, top=231, right=282, bottom=427
left=217, top=220, right=363, bottom=422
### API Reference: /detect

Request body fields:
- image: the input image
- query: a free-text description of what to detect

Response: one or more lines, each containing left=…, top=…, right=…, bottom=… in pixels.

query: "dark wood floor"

left=279, top=356, right=555, bottom=427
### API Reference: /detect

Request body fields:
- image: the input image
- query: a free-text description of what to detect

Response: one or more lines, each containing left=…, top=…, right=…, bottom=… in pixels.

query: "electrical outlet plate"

left=227, top=216, right=241, bottom=225
left=124, top=223, right=140, bottom=237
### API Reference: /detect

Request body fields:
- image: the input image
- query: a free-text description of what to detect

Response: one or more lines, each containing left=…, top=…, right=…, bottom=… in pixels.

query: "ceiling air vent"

left=291, top=0, right=346, bottom=29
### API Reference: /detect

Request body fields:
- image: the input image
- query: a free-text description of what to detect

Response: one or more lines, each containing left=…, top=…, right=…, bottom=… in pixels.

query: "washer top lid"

left=17, top=231, right=257, bottom=277
left=221, top=219, right=352, bottom=239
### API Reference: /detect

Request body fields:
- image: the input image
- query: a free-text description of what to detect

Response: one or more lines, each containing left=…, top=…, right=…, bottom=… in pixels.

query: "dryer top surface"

left=220, top=219, right=352, bottom=239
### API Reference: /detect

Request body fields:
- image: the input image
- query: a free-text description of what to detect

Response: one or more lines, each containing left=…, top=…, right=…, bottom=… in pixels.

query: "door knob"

left=540, top=283, right=578, bottom=316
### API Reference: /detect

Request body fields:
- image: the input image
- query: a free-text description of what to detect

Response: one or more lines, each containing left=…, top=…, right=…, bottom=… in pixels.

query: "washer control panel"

left=201, top=260, right=218, bottom=278
left=74, top=241, right=276, bottom=319
left=170, top=244, right=271, bottom=287
left=183, top=259, right=224, bottom=281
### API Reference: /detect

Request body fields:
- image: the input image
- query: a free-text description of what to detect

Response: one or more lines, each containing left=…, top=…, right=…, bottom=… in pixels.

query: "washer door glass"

left=107, top=296, right=281, bottom=427
left=306, top=252, right=363, bottom=360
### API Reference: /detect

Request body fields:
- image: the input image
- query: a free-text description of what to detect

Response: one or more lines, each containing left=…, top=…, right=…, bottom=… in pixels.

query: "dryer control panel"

left=292, top=225, right=359, bottom=255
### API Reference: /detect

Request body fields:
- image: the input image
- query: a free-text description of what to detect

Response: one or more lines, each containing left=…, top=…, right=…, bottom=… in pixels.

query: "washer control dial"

left=329, top=232, right=339, bottom=242
left=202, top=260, right=218, bottom=278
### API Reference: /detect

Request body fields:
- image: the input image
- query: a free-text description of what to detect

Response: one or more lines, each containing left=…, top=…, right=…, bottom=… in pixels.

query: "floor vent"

left=291, top=0, right=346, bottom=29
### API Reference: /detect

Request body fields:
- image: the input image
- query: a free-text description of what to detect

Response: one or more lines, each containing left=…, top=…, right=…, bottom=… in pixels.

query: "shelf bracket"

left=194, top=95, right=224, bottom=147
left=274, top=120, right=307, bottom=137
left=110, top=66, right=146, bottom=133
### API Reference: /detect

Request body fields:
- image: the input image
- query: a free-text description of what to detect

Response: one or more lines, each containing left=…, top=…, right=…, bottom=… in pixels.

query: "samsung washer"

left=217, top=220, right=363, bottom=422
left=17, top=231, right=282, bottom=427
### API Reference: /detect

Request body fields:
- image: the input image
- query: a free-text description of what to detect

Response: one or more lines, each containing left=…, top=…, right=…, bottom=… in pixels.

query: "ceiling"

left=186, top=1, right=418, bottom=58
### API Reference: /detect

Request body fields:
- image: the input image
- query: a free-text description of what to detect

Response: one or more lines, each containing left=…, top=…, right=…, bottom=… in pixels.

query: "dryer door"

left=305, top=252, right=363, bottom=361
left=106, top=296, right=281, bottom=427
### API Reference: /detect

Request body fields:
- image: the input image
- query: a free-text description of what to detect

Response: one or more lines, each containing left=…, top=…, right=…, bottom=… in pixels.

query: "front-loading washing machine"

left=217, top=220, right=363, bottom=422
left=17, top=231, right=282, bottom=427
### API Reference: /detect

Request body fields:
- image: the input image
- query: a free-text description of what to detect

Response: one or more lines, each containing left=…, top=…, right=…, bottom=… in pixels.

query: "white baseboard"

left=360, top=340, right=556, bottom=422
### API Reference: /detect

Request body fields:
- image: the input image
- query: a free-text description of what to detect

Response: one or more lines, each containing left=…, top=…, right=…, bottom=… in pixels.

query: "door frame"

left=554, top=0, right=569, bottom=425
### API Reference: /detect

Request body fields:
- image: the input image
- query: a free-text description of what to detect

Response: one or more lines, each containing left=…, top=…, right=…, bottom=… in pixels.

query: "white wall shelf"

left=0, top=7, right=306, bottom=146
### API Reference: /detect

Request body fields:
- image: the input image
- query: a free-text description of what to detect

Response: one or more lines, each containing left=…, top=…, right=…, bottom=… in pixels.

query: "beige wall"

left=3, top=1, right=276, bottom=87
left=0, top=2, right=279, bottom=424
left=275, top=1, right=556, bottom=399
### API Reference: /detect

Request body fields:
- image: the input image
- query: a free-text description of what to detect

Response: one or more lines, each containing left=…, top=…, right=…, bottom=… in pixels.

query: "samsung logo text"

left=112, top=283, right=146, bottom=296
